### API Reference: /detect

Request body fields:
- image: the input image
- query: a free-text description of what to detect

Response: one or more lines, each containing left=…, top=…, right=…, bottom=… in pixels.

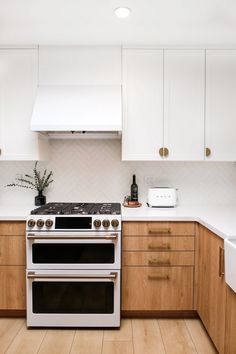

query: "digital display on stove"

left=55, top=217, right=92, bottom=229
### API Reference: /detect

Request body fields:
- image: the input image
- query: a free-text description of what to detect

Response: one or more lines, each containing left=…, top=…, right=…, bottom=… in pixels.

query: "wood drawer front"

left=122, top=266, right=194, bottom=311
left=0, top=236, right=26, bottom=265
left=122, top=221, right=195, bottom=236
left=123, top=251, right=194, bottom=266
left=0, top=266, right=26, bottom=310
left=123, top=236, right=194, bottom=251
left=0, top=222, right=26, bottom=236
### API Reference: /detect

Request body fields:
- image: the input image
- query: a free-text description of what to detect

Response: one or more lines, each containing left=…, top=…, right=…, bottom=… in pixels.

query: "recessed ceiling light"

left=114, top=7, right=131, bottom=19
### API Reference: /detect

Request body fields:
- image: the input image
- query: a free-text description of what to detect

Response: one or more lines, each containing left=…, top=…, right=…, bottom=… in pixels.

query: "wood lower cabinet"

left=123, top=221, right=195, bottom=236
left=195, top=224, right=226, bottom=354
left=225, top=286, right=236, bottom=354
left=0, top=236, right=26, bottom=265
left=0, top=266, right=26, bottom=310
left=123, top=251, right=194, bottom=266
left=122, top=221, right=195, bottom=313
left=122, top=266, right=194, bottom=311
left=0, top=221, right=26, bottom=313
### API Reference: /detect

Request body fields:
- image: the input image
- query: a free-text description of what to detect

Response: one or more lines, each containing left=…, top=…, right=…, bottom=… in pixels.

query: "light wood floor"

left=0, top=318, right=217, bottom=354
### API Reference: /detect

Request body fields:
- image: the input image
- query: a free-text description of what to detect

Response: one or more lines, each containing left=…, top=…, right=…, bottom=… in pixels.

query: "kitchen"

left=1, top=1, right=236, bottom=353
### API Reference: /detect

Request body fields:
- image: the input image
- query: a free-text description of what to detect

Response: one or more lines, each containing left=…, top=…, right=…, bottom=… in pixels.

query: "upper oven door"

left=26, top=232, right=121, bottom=270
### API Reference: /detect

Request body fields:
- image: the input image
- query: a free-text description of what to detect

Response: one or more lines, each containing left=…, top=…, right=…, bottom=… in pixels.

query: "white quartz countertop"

left=0, top=203, right=236, bottom=240
left=0, top=204, right=34, bottom=221
left=122, top=204, right=236, bottom=240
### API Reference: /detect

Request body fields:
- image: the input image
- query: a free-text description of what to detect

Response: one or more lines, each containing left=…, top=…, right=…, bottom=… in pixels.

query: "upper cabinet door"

left=163, top=50, right=205, bottom=160
left=205, top=50, right=236, bottom=161
left=122, top=49, right=164, bottom=160
left=39, top=46, right=121, bottom=85
left=0, top=49, right=48, bottom=161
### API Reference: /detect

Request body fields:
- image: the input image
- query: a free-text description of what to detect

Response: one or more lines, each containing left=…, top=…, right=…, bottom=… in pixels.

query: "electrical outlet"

left=144, top=176, right=154, bottom=187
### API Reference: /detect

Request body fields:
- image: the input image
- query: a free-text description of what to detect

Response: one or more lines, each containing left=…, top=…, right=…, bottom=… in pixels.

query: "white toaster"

left=147, top=187, right=177, bottom=207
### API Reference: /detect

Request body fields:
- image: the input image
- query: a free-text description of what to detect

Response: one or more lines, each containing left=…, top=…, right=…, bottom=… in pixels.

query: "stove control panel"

left=26, top=215, right=121, bottom=231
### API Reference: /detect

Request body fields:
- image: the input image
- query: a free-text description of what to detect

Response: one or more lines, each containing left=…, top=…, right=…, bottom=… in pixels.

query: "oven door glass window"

left=32, top=243, right=114, bottom=263
left=32, top=281, right=114, bottom=314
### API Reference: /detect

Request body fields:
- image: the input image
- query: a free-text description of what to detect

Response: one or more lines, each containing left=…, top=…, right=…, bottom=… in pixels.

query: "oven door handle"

left=27, top=272, right=118, bottom=280
left=27, top=234, right=118, bottom=240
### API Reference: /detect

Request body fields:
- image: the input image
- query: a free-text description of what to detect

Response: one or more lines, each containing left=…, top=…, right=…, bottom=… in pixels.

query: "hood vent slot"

left=39, top=131, right=122, bottom=140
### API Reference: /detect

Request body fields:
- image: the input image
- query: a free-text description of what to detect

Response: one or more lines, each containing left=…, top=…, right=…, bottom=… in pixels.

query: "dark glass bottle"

left=131, top=175, right=138, bottom=201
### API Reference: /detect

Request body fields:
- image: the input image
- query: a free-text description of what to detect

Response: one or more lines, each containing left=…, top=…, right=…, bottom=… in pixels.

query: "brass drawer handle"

left=149, top=228, right=171, bottom=235
left=219, top=247, right=225, bottom=277
left=0, top=148, right=1, bottom=156
left=148, top=275, right=169, bottom=281
left=159, top=147, right=169, bottom=158
left=148, top=259, right=171, bottom=266
left=206, top=147, right=211, bottom=157
left=148, top=243, right=171, bottom=250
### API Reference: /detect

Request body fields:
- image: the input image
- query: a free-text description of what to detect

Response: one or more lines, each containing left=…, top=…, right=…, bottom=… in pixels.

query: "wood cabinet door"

left=122, top=49, right=164, bottom=160
left=163, top=50, right=205, bottom=160
left=122, top=266, right=194, bottom=311
left=225, top=286, right=236, bottom=354
left=0, top=266, right=26, bottom=310
left=195, top=224, right=226, bottom=353
left=205, top=50, right=236, bottom=161
left=0, top=49, right=48, bottom=161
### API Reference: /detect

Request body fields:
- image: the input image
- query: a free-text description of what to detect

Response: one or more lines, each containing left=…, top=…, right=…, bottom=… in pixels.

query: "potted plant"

left=6, top=161, right=53, bottom=206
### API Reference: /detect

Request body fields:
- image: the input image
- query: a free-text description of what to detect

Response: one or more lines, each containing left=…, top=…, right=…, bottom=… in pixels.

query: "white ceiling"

left=0, top=0, right=236, bottom=46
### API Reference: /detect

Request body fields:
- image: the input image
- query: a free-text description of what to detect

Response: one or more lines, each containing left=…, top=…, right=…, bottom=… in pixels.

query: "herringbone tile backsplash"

left=1, top=139, right=236, bottom=207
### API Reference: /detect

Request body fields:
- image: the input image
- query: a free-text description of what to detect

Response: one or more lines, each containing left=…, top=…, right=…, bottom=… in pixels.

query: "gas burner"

left=31, top=202, right=121, bottom=216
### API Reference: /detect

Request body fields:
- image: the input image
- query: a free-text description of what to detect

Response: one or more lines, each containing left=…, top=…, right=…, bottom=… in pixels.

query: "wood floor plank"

left=132, top=319, right=165, bottom=354
left=102, top=341, right=133, bottom=354
left=0, top=318, right=25, bottom=354
left=70, top=330, right=103, bottom=354
left=104, top=319, right=132, bottom=341
left=38, top=329, right=75, bottom=354
left=185, top=319, right=217, bottom=354
left=5, top=323, right=46, bottom=354
left=158, top=319, right=197, bottom=354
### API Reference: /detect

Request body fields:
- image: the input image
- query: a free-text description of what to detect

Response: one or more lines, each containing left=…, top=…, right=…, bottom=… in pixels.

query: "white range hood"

left=31, top=85, right=122, bottom=138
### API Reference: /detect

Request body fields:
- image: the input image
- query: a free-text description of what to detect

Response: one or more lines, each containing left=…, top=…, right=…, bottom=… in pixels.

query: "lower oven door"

left=27, top=232, right=121, bottom=270
left=26, top=269, right=120, bottom=327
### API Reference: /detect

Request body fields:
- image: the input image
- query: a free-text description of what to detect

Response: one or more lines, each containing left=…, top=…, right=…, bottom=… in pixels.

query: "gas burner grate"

left=31, top=202, right=121, bottom=215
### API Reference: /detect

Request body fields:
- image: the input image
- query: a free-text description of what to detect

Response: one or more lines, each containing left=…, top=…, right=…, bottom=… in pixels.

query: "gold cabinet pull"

left=205, top=147, right=211, bottom=157
left=148, top=259, right=171, bottom=266
left=149, top=228, right=171, bottom=235
left=148, top=243, right=171, bottom=250
left=219, top=247, right=225, bottom=277
left=148, top=275, right=169, bottom=281
left=0, top=148, right=1, bottom=156
left=159, top=147, right=164, bottom=157
left=159, top=147, right=169, bottom=158
left=163, top=147, right=169, bottom=157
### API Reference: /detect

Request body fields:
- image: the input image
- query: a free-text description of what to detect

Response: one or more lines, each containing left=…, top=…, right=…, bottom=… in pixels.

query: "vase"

left=35, top=191, right=46, bottom=206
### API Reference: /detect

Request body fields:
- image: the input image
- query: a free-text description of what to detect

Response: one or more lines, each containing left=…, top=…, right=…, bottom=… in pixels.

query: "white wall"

left=1, top=140, right=236, bottom=207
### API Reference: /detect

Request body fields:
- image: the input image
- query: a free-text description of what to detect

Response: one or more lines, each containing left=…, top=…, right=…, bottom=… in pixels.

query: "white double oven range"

left=26, top=202, right=121, bottom=328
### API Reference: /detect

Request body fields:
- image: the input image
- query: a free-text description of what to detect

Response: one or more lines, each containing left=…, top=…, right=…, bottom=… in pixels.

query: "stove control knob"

left=37, top=219, right=44, bottom=228
left=111, top=219, right=119, bottom=228
left=28, top=219, right=36, bottom=228
left=102, top=219, right=110, bottom=228
left=94, top=219, right=101, bottom=228
left=45, top=219, right=53, bottom=228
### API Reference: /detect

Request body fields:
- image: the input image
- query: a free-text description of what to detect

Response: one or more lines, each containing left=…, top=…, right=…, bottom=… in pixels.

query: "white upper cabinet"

left=205, top=50, right=236, bottom=161
left=0, top=49, right=48, bottom=161
left=163, top=50, right=205, bottom=160
left=122, top=49, right=164, bottom=160
left=39, top=46, right=121, bottom=85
